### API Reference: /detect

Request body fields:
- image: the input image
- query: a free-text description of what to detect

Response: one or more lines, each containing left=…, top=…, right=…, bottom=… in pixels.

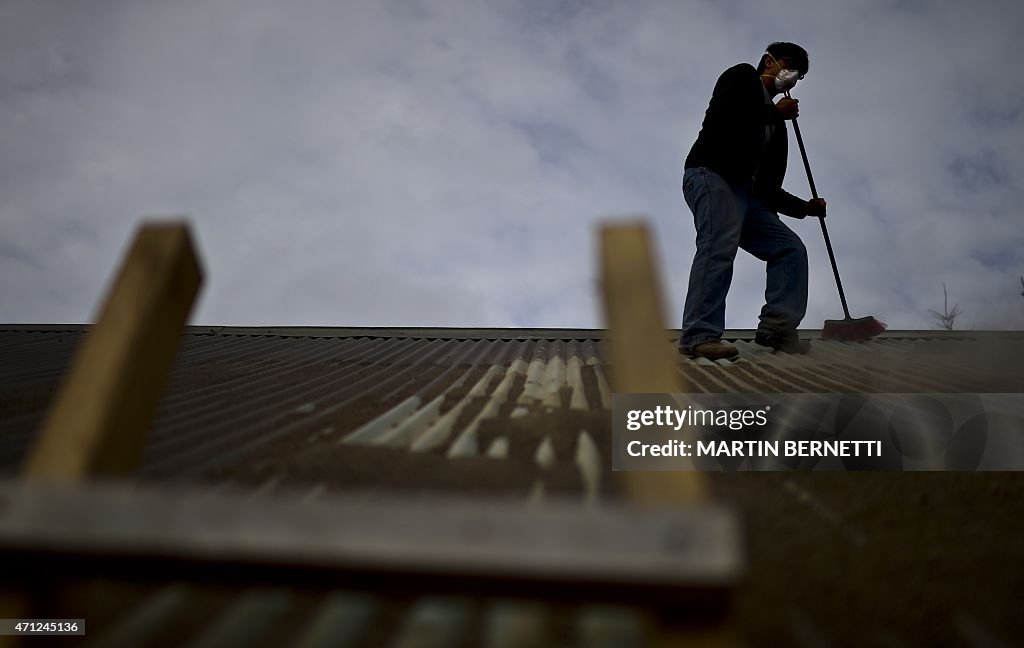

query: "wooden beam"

left=599, top=220, right=708, bottom=503
left=23, top=221, right=203, bottom=481
left=0, top=481, right=741, bottom=610
left=600, top=221, right=735, bottom=647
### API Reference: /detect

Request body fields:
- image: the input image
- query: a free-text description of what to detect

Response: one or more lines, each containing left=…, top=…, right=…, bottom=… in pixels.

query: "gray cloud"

left=1, top=0, right=1022, bottom=329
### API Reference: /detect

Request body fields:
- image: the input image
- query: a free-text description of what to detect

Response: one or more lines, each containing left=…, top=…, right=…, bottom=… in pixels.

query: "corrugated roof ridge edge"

left=2, top=324, right=1023, bottom=340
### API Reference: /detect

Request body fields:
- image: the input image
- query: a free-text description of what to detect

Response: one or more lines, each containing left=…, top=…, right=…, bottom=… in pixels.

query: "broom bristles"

left=821, top=316, right=887, bottom=341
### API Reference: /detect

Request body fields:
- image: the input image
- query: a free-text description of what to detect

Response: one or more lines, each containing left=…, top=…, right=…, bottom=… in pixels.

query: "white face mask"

left=761, top=52, right=802, bottom=91
left=773, top=68, right=801, bottom=91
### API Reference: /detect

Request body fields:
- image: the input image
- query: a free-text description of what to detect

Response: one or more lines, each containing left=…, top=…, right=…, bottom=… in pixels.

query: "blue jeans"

left=680, top=166, right=808, bottom=350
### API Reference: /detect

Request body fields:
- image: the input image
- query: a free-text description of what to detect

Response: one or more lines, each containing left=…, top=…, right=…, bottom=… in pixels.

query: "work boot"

left=683, top=339, right=739, bottom=360
left=755, top=330, right=811, bottom=355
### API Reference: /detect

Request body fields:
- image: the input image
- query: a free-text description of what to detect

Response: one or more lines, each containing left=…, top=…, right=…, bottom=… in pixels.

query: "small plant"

left=928, top=283, right=962, bottom=331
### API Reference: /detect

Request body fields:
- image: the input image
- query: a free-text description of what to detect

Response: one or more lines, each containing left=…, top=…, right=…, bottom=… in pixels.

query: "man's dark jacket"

left=684, top=63, right=807, bottom=218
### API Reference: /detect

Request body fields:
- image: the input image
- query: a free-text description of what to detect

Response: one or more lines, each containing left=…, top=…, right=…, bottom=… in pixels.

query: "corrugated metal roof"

left=2, top=325, right=1024, bottom=645
left=2, top=326, right=1022, bottom=486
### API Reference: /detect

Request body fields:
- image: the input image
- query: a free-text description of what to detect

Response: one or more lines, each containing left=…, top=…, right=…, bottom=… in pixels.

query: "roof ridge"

left=2, top=324, right=1023, bottom=340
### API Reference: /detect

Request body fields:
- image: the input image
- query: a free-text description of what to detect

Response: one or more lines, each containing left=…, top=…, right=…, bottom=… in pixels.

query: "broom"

left=787, top=92, right=886, bottom=341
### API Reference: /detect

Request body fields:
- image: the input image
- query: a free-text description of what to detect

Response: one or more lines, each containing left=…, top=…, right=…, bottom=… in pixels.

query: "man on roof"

left=679, top=42, right=827, bottom=360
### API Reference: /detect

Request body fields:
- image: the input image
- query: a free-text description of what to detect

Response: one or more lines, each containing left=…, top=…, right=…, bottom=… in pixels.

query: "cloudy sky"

left=2, top=0, right=1022, bottom=330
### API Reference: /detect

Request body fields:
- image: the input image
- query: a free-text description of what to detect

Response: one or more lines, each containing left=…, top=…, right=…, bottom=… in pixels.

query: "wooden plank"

left=599, top=221, right=736, bottom=646
left=0, top=481, right=742, bottom=610
left=598, top=221, right=708, bottom=503
left=23, top=221, right=203, bottom=480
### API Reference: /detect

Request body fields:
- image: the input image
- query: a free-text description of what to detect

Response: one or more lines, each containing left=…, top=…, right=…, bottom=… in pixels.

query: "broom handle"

left=787, top=93, right=853, bottom=320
